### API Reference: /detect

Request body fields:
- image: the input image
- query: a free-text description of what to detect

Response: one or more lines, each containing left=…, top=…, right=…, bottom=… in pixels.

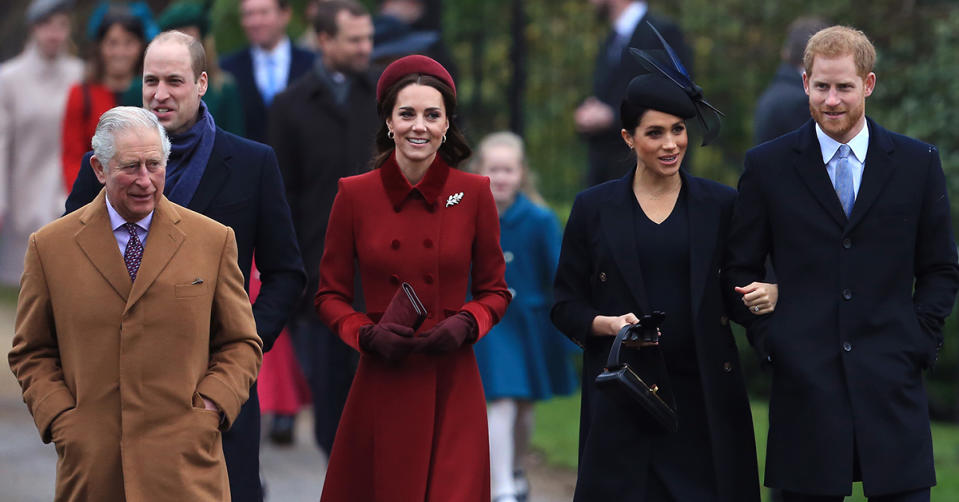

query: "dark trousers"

left=290, top=315, right=357, bottom=455
left=221, top=383, right=263, bottom=502
left=782, top=487, right=930, bottom=502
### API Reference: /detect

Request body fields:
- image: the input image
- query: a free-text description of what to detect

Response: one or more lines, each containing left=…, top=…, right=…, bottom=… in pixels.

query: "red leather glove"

left=420, top=312, right=478, bottom=354
left=358, top=323, right=421, bottom=361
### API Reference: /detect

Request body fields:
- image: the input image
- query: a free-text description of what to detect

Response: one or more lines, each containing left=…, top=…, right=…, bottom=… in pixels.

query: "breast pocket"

left=175, top=281, right=209, bottom=299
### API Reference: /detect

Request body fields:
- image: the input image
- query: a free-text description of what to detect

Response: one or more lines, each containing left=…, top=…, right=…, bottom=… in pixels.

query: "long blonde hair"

left=471, top=131, right=546, bottom=206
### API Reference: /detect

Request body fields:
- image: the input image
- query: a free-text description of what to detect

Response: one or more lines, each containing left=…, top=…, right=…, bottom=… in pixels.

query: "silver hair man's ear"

left=91, top=106, right=172, bottom=167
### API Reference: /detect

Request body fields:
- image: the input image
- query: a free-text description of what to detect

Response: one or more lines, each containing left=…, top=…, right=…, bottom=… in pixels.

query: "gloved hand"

left=358, top=323, right=421, bottom=361
left=420, top=312, right=478, bottom=354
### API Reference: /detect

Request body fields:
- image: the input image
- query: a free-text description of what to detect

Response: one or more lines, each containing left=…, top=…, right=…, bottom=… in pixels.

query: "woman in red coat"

left=315, top=55, right=511, bottom=502
left=61, top=8, right=145, bottom=191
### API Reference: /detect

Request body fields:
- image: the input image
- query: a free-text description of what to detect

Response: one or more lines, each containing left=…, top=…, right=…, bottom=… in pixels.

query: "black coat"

left=726, top=118, right=959, bottom=496
left=585, top=14, right=692, bottom=186
left=65, top=129, right=307, bottom=502
left=219, top=45, right=315, bottom=144
left=753, top=63, right=810, bottom=146
left=552, top=172, right=759, bottom=502
left=267, top=68, right=380, bottom=314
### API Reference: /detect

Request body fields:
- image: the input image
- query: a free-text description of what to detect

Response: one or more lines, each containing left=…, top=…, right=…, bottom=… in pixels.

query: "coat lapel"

left=186, top=131, right=231, bottom=213
left=846, top=118, right=896, bottom=231
left=599, top=174, right=650, bottom=312
left=75, top=190, right=133, bottom=302
left=684, top=174, right=718, bottom=324
left=125, top=197, right=186, bottom=312
left=792, top=121, right=848, bottom=228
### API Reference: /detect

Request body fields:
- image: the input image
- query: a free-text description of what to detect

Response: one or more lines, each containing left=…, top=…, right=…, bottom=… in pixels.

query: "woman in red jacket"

left=315, top=55, right=511, bottom=502
left=61, top=8, right=145, bottom=191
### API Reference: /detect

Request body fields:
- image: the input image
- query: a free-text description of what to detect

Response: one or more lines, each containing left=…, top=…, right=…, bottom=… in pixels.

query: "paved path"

left=0, top=297, right=574, bottom=501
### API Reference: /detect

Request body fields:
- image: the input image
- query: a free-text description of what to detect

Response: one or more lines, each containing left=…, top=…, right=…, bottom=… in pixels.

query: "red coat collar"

left=379, top=152, right=451, bottom=212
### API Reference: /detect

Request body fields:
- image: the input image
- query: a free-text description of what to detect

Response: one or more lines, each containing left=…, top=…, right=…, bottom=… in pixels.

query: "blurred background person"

left=470, top=131, right=578, bottom=502
left=752, top=16, right=829, bottom=146
left=268, top=0, right=377, bottom=455
left=372, top=0, right=456, bottom=73
left=0, top=0, right=82, bottom=286
left=315, top=55, right=510, bottom=502
left=221, top=0, right=314, bottom=144
left=157, top=0, right=245, bottom=136
left=61, top=6, right=146, bottom=192
left=575, top=0, right=692, bottom=187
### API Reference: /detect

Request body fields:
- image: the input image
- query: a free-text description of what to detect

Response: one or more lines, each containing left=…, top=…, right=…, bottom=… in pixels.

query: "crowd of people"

left=3, top=0, right=956, bottom=502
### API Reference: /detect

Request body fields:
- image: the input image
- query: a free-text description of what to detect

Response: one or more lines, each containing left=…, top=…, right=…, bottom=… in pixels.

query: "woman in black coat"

left=552, top=38, right=774, bottom=501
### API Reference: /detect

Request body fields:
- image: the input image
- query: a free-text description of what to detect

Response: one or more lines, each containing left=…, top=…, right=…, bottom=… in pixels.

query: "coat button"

left=599, top=272, right=607, bottom=282
left=504, top=251, right=514, bottom=263
left=423, top=239, right=433, bottom=249
left=842, top=238, right=852, bottom=249
left=722, top=362, right=733, bottom=373
left=391, top=239, right=401, bottom=250
left=842, top=289, right=853, bottom=300
left=843, top=342, right=852, bottom=352
left=424, top=274, right=434, bottom=284
left=390, top=274, right=400, bottom=286
left=719, top=315, right=729, bottom=326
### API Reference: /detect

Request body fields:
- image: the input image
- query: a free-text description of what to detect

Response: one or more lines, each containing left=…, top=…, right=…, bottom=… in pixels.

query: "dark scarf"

left=165, top=101, right=216, bottom=206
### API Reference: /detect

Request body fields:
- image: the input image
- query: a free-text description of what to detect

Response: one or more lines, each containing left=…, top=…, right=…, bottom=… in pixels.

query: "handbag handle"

left=606, top=324, right=633, bottom=368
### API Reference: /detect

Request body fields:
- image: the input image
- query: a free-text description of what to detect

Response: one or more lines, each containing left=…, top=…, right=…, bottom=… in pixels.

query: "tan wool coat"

left=8, top=190, right=262, bottom=502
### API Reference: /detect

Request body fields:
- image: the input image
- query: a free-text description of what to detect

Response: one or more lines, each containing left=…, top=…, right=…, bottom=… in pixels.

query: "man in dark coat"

left=575, top=0, right=692, bottom=186
left=267, top=0, right=378, bottom=456
left=220, top=0, right=315, bottom=143
left=65, top=32, right=306, bottom=502
left=753, top=17, right=828, bottom=146
left=727, top=26, right=959, bottom=502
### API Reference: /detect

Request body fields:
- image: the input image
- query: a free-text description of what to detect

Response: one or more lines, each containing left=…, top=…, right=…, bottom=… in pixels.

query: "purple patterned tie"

left=123, top=223, right=144, bottom=282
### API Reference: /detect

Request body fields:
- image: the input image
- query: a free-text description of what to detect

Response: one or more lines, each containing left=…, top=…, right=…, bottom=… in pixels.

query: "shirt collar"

left=614, top=2, right=648, bottom=38
left=251, top=37, right=291, bottom=65
left=379, top=152, right=450, bottom=212
left=816, top=120, right=870, bottom=165
left=105, top=193, right=154, bottom=232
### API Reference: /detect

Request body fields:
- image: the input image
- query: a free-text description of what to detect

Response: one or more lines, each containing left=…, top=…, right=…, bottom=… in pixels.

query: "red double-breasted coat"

left=315, top=153, right=510, bottom=502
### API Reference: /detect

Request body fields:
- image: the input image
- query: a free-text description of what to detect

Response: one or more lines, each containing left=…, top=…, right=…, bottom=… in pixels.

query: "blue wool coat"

left=474, top=194, right=578, bottom=401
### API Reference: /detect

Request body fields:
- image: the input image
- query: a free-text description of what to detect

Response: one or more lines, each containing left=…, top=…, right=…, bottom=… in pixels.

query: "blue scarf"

left=165, top=101, right=216, bottom=206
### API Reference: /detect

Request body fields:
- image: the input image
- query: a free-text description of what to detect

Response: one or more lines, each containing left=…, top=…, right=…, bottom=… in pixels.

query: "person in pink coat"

left=314, top=55, right=511, bottom=502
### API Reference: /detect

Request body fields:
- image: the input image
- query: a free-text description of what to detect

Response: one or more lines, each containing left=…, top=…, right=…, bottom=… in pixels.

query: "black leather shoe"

left=269, top=414, right=295, bottom=445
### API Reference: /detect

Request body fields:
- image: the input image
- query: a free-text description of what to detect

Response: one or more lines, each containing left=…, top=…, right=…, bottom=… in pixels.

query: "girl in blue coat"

left=471, top=132, right=578, bottom=502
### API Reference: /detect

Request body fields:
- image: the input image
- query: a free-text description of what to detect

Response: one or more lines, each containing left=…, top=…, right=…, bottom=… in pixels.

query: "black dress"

left=633, top=184, right=717, bottom=500
left=551, top=171, right=760, bottom=502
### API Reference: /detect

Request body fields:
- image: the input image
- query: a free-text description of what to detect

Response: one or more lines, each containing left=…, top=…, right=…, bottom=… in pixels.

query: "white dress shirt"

left=817, top=121, right=870, bottom=198
left=106, top=194, right=153, bottom=255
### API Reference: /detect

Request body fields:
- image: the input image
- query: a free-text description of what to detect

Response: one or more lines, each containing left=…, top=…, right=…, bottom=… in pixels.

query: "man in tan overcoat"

left=8, top=106, right=262, bottom=502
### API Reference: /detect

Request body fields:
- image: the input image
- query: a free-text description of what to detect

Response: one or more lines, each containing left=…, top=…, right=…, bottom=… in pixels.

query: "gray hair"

left=91, top=106, right=171, bottom=167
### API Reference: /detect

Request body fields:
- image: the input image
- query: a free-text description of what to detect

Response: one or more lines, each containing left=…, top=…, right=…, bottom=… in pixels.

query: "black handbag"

left=594, top=317, right=678, bottom=433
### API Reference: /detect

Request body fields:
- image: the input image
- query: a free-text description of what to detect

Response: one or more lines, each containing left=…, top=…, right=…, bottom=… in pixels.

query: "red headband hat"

left=376, top=55, right=456, bottom=103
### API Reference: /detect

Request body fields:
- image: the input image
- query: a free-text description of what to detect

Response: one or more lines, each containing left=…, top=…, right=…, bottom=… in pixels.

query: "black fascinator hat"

left=624, top=22, right=724, bottom=145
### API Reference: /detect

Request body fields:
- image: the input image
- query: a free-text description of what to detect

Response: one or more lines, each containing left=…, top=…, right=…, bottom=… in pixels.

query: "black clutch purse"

left=594, top=313, right=678, bottom=433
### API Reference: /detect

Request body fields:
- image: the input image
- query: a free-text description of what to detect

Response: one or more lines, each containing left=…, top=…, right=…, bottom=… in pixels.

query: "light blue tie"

left=834, top=144, right=855, bottom=216
left=262, top=55, right=277, bottom=105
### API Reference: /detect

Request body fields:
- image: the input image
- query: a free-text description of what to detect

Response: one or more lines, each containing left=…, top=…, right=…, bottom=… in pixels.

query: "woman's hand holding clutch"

left=735, top=282, right=778, bottom=315
left=358, top=323, right=421, bottom=361
left=591, top=313, right=660, bottom=347
left=420, top=312, right=478, bottom=353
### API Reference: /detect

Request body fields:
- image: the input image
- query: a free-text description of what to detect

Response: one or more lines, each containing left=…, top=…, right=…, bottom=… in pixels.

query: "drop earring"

left=387, top=130, right=394, bottom=140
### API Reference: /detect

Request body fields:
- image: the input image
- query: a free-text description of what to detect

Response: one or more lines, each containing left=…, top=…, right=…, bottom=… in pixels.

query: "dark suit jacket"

left=66, top=129, right=306, bottom=352
left=268, top=68, right=379, bottom=315
left=219, top=44, right=315, bottom=144
left=726, top=118, right=959, bottom=496
left=585, top=13, right=692, bottom=186
left=552, top=172, right=759, bottom=502
left=753, top=63, right=810, bottom=146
